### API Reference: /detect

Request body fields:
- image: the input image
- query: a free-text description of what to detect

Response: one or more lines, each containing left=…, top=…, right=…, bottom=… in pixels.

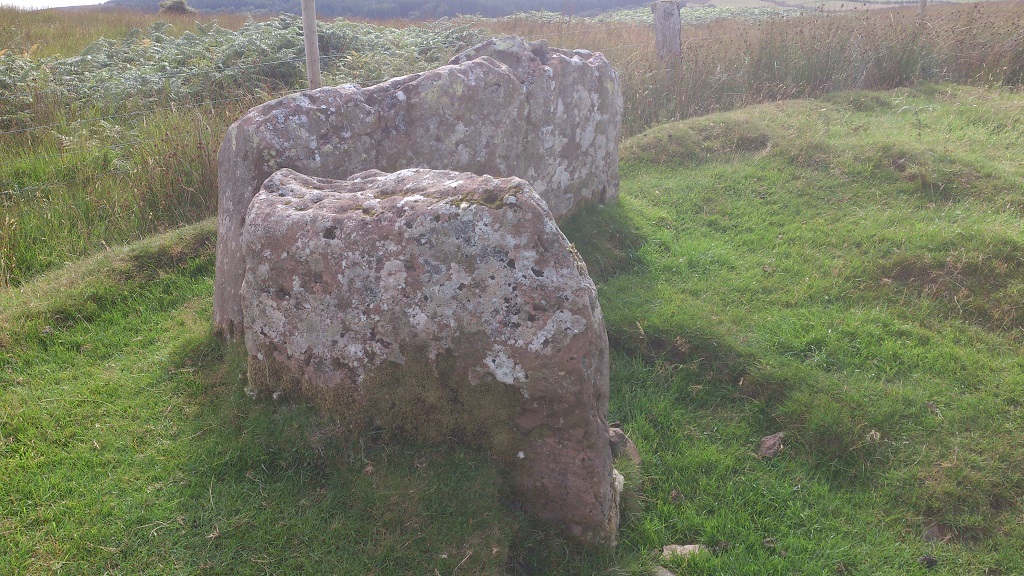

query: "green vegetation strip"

left=575, top=84, right=1023, bottom=575
left=3, top=85, right=1024, bottom=574
left=0, top=220, right=522, bottom=574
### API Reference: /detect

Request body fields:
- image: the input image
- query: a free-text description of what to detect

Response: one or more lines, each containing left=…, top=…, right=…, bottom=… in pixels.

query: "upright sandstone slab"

left=241, top=168, right=620, bottom=545
left=215, top=36, right=622, bottom=339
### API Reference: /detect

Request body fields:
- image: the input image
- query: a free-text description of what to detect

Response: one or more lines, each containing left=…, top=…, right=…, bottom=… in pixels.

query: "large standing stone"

left=241, top=168, right=621, bottom=545
left=215, top=36, right=622, bottom=339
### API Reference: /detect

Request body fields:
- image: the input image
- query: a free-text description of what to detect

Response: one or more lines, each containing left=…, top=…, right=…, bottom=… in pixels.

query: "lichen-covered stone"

left=216, top=35, right=622, bottom=339
left=240, top=168, right=620, bottom=545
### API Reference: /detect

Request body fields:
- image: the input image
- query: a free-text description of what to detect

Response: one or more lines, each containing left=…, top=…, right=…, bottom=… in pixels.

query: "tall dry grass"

left=0, top=102, right=251, bottom=286
left=476, top=2, right=1024, bottom=135
left=0, top=7, right=255, bottom=58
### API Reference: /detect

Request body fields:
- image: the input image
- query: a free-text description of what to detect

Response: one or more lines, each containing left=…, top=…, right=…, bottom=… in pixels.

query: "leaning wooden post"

left=652, top=0, right=682, bottom=73
left=301, top=0, right=322, bottom=89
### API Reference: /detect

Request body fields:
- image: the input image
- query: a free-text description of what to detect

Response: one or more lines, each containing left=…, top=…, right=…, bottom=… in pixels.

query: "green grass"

left=565, top=83, right=1024, bottom=574
left=0, top=221, right=522, bottom=574
left=0, top=105, right=231, bottom=287
left=3, top=84, right=1024, bottom=574
left=7, top=2, right=1024, bottom=288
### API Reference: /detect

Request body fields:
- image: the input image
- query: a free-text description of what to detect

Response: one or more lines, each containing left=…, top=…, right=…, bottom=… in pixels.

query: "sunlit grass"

left=3, top=84, right=1023, bottom=574
left=480, top=2, right=1024, bottom=135
left=562, top=84, right=1024, bottom=573
left=3, top=3, right=1024, bottom=572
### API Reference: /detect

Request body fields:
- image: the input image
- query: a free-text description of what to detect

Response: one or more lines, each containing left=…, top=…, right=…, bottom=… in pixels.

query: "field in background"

left=0, top=8, right=254, bottom=58
left=478, top=2, right=1024, bottom=131
left=4, top=2, right=1024, bottom=287
left=3, top=4, right=1024, bottom=574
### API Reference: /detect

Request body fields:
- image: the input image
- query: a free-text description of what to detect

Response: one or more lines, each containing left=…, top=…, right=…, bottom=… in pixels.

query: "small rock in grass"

left=608, top=426, right=642, bottom=466
left=662, top=544, right=707, bottom=559
left=651, top=567, right=677, bottom=576
left=918, top=555, right=939, bottom=569
left=757, top=432, right=785, bottom=459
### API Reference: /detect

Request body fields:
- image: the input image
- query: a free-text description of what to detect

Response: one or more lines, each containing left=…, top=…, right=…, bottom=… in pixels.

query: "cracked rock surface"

left=241, top=168, right=620, bottom=545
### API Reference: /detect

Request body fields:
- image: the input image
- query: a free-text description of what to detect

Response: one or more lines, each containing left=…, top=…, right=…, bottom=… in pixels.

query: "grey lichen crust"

left=215, top=35, right=623, bottom=340
left=241, top=168, right=620, bottom=545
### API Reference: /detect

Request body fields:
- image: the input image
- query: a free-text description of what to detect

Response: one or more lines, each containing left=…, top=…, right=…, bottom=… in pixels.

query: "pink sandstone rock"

left=240, top=168, right=621, bottom=545
left=662, top=544, right=708, bottom=559
left=216, top=36, right=622, bottom=339
left=758, top=432, right=785, bottom=459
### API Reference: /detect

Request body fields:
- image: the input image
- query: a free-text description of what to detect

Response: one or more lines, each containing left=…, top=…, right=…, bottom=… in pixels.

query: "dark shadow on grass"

left=559, top=201, right=645, bottom=283
left=604, top=308, right=898, bottom=489
left=563, top=200, right=896, bottom=487
left=159, top=333, right=634, bottom=575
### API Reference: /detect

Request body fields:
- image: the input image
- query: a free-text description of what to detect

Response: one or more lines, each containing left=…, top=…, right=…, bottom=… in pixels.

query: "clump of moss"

left=247, top=343, right=527, bottom=462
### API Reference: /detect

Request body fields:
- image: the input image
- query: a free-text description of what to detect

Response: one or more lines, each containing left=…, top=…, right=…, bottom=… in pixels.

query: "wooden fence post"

left=917, top=0, right=927, bottom=24
left=301, top=0, right=322, bottom=90
left=652, top=0, right=682, bottom=73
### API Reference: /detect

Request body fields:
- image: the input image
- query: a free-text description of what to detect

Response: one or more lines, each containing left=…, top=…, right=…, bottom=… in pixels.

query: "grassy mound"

left=3, top=84, right=1024, bottom=574
left=565, top=83, right=1024, bottom=574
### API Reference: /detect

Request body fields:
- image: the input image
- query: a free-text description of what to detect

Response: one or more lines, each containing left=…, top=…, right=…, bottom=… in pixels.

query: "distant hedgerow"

left=0, top=16, right=488, bottom=132
left=158, top=0, right=197, bottom=14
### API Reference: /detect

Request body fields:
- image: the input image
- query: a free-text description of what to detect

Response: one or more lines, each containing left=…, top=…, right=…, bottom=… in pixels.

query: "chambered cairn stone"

left=215, top=35, right=623, bottom=339
left=241, top=168, right=622, bottom=545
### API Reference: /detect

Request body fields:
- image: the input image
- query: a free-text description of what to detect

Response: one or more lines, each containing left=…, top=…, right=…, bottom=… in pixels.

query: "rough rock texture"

left=240, top=168, right=620, bottom=545
left=662, top=544, right=708, bottom=559
left=757, top=432, right=785, bottom=459
left=216, top=35, right=622, bottom=339
left=609, top=426, right=641, bottom=466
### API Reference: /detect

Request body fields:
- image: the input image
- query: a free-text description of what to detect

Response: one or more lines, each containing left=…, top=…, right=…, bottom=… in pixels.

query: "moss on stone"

left=247, top=343, right=526, bottom=464
left=361, top=344, right=525, bottom=463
